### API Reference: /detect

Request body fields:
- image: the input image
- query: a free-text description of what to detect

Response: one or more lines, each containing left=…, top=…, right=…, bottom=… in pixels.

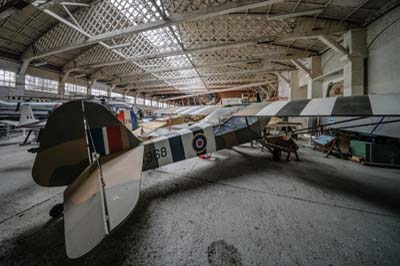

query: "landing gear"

left=49, top=203, right=64, bottom=218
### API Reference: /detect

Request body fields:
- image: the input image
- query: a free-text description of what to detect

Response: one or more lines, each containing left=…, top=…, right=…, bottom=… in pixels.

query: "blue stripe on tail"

left=88, top=128, right=106, bottom=156
left=130, top=111, right=138, bottom=130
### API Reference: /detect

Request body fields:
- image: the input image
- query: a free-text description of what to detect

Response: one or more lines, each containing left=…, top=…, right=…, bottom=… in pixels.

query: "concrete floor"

left=0, top=138, right=400, bottom=266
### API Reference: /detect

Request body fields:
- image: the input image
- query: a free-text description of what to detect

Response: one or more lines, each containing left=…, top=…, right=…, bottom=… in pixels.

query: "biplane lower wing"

left=31, top=95, right=400, bottom=258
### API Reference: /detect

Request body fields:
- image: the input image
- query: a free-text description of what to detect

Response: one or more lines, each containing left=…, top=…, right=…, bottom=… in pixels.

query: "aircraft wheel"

left=49, top=203, right=64, bottom=218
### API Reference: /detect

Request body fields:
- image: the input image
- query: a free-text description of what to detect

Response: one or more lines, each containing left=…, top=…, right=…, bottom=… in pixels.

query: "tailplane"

left=64, top=144, right=143, bottom=258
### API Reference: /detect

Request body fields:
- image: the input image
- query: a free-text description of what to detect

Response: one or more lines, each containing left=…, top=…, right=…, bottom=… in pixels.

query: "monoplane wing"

left=232, top=94, right=400, bottom=117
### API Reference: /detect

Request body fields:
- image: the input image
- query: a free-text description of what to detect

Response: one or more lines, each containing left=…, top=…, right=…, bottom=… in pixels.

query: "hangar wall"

left=279, top=6, right=400, bottom=134
left=0, top=57, right=111, bottom=101
left=367, top=6, right=400, bottom=94
left=279, top=5, right=400, bottom=100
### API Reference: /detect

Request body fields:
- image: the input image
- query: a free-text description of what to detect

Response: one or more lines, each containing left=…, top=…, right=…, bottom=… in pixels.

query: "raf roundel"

left=192, top=133, right=208, bottom=154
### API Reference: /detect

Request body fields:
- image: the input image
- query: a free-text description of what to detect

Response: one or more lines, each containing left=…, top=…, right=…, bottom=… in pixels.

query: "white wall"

left=278, top=6, right=400, bottom=99
left=367, top=6, right=400, bottom=94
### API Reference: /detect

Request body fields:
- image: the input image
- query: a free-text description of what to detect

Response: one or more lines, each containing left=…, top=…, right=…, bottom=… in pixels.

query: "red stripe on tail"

left=117, top=111, right=125, bottom=124
left=106, top=126, right=123, bottom=153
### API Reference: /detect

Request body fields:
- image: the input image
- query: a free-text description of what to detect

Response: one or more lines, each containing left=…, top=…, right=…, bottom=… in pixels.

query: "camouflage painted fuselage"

left=142, top=117, right=267, bottom=171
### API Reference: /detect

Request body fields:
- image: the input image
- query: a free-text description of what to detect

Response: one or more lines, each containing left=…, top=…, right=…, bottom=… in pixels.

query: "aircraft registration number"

left=145, top=147, right=167, bottom=163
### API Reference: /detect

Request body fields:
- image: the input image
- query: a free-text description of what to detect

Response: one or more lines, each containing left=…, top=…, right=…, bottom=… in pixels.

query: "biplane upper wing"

left=232, top=94, right=400, bottom=117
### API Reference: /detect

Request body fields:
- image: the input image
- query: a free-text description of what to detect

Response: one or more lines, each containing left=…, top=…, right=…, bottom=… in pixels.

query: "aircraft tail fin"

left=117, top=109, right=138, bottom=131
left=32, top=100, right=141, bottom=187
left=18, top=104, right=38, bottom=126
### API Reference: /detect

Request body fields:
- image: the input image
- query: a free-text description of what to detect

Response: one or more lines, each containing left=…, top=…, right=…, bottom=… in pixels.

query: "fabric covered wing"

left=233, top=94, right=400, bottom=117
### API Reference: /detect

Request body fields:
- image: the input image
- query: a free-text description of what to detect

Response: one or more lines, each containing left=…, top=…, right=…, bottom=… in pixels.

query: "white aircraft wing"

left=0, top=120, right=19, bottom=126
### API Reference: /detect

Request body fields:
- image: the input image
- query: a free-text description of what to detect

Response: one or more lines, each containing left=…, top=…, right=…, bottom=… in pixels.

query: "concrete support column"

left=307, top=80, right=323, bottom=99
left=289, top=70, right=299, bottom=100
left=342, top=28, right=367, bottom=96
left=59, top=72, right=70, bottom=96
left=307, top=56, right=323, bottom=99
left=58, top=81, right=65, bottom=96
left=123, top=89, right=131, bottom=100
left=15, top=74, right=25, bottom=97
left=87, top=79, right=96, bottom=95
left=107, top=84, right=116, bottom=97
left=309, top=56, right=322, bottom=79
left=134, top=91, right=140, bottom=105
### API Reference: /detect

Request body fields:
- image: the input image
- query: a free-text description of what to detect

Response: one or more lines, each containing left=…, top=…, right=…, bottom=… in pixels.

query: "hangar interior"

left=0, top=0, right=400, bottom=265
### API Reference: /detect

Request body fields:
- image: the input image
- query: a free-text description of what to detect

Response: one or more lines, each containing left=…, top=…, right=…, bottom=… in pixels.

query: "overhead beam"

left=128, top=81, right=277, bottom=94
left=25, top=0, right=283, bottom=61
left=151, top=91, right=205, bottom=95
left=0, top=0, right=33, bottom=20
left=317, top=34, right=349, bottom=56
left=119, top=58, right=263, bottom=77
left=139, top=89, right=208, bottom=94
left=61, top=71, right=70, bottom=83
left=340, top=0, right=369, bottom=23
left=118, top=67, right=293, bottom=87
left=65, top=29, right=328, bottom=73
left=95, top=52, right=309, bottom=81
left=42, top=9, right=91, bottom=38
left=116, top=66, right=287, bottom=83
left=118, top=69, right=276, bottom=85
left=126, top=78, right=270, bottom=90
left=63, top=40, right=256, bottom=72
left=276, top=72, right=290, bottom=84
left=161, top=81, right=275, bottom=101
left=290, top=59, right=311, bottom=75
left=267, top=8, right=324, bottom=20
left=59, top=2, right=90, bottom=7
left=118, top=75, right=273, bottom=86
left=257, top=86, right=269, bottom=95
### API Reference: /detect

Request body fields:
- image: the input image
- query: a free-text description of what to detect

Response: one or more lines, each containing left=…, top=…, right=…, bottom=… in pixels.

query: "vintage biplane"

left=31, top=94, right=400, bottom=258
